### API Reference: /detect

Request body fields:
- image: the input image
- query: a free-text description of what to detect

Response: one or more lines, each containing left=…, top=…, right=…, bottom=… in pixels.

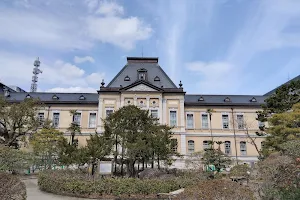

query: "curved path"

left=22, top=178, right=88, bottom=200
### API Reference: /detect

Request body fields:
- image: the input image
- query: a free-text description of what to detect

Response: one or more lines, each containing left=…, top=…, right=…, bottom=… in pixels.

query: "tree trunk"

left=142, top=159, right=145, bottom=170
left=157, top=155, right=160, bottom=169
left=128, top=160, right=136, bottom=177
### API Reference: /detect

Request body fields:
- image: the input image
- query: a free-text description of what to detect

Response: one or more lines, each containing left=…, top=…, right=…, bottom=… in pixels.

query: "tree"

left=103, top=105, right=175, bottom=177
left=0, top=97, right=42, bottom=148
left=262, top=103, right=300, bottom=156
left=85, top=134, right=112, bottom=175
left=67, top=110, right=81, bottom=145
left=0, top=147, right=32, bottom=172
left=30, top=128, right=65, bottom=169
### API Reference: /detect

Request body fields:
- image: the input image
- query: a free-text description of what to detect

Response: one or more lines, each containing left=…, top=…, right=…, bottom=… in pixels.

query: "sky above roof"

left=0, top=0, right=300, bottom=95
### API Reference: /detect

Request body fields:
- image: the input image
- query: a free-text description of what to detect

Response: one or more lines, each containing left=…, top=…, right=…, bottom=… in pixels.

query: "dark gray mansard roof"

left=4, top=92, right=98, bottom=104
left=185, top=95, right=266, bottom=106
left=264, top=75, right=300, bottom=96
left=107, top=57, right=178, bottom=88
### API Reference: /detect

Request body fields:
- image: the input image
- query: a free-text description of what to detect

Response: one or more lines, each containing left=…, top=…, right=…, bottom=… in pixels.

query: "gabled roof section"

left=264, top=75, right=300, bottom=96
left=185, top=95, right=266, bottom=106
left=107, top=57, right=177, bottom=89
left=120, top=80, right=164, bottom=92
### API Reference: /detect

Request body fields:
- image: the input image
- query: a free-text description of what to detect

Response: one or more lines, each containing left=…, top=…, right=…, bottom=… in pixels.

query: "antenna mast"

left=30, top=57, right=42, bottom=92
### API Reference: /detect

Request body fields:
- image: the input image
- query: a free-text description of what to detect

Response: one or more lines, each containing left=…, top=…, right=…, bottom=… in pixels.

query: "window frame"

left=73, top=111, right=82, bottom=126
left=52, top=112, right=60, bottom=128
left=240, top=141, right=247, bottom=156
left=222, top=113, right=229, bottom=129
left=150, top=109, right=158, bottom=119
left=203, top=140, right=212, bottom=150
left=105, top=108, right=114, bottom=118
left=88, top=112, right=97, bottom=128
left=186, top=112, right=194, bottom=129
left=188, top=140, right=195, bottom=153
left=224, top=141, right=231, bottom=155
left=38, top=112, right=45, bottom=127
left=201, top=113, right=209, bottom=129
left=237, top=114, right=245, bottom=130
left=169, top=109, right=177, bottom=127
left=171, top=138, right=178, bottom=153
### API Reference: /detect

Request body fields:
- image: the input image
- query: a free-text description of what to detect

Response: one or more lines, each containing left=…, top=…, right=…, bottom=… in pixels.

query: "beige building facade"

left=4, top=57, right=267, bottom=168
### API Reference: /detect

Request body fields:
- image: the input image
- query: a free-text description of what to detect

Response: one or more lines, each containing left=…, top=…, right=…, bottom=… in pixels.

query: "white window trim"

left=88, top=111, right=97, bottom=128
left=187, top=140, right=195, bottom=153
left=105, top=107, right=114, bottom=118
left=73, top=110, right=82, bottom=126
left=52, top=111, right=60, bottom=128
left=169, top=108, right=178, bottom=127
left=221, top=112, right=230, bottom=130
left=200, top=112, right=209, bottom=129
left=224, top=141, right=231, bottom=155
left=149, top=109, right=159, bottom=119
left=186, top=112, right=195, bottom=129
left=236, top=113, right=245, bottom=130
left=240, top=141, right=247, bottom=156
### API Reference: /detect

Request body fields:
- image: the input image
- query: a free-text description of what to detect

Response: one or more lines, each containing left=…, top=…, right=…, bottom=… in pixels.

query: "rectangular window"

left=237, top=114, right=244, bottom=129
left=222, top=114, right=229, bottom=129
left=202, top=114, right=209, bottom=129
left=186, top=114, right=194, bottom=129
left=171, top=139, right=178, bottom=153
left=106, top=109, right=113, bottom=118
left=240, top=141, right=247, bottom=156
left=150, top=110, right=158, bottom=119
left=170, top=111, right=177, bottom=127
left=73, top=113, right=81, bottom=125
left=52, top=113, right=60, bottom=128
left=38, top=112, right=44, bottom=126
left=225, top=141, right=231, bottom=155
left=89, top=113, right=96, bottom=128
left=258, top=121, right=265, bottom=129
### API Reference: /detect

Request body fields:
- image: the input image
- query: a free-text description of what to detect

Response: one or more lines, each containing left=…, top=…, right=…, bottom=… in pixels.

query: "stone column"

left=180, top=99, right=185, bottom=132
left=120, top=94, right=124, bottom=107
left=96, top=98, right=103, bottom=133
left=159, top=95, right=162, bottom=124
left=134, top=95, right=137, bottom=106
left=162, top=98, right=167, bottom=124
left=146, top=96, right=150, bottom=108
left=180, top=134, right=187, bottom=155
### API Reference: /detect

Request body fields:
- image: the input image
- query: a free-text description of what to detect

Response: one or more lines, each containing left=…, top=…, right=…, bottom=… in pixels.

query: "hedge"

left=0, top=173, right=27, bottom=200
left=38, top=170, right=199, bottom=199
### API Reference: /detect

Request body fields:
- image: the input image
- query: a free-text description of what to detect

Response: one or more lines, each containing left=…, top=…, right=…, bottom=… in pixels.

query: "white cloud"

left=96, top=1, right=124, bottom=16
left=186, top=61, right=237, bottom=93
left=86, top=72, right=105, bottom=84
left=0, top=1, right=152, bottom=51
left=74, top=56, right=95, bottom=64
left=46, top=87, right=97, bottom=93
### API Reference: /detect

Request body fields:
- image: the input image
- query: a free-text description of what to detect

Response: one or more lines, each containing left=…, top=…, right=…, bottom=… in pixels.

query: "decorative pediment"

left=126, top=84, right=158, bottom=91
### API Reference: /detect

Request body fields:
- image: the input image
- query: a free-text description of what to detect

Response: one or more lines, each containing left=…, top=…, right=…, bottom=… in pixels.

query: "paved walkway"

left=22, top=178, right=88, bottom=200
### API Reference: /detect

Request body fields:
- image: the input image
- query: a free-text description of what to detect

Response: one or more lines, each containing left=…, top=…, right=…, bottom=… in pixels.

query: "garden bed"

left=0, top=172, right=27, bottom=200
left=38, top=170, right=198, bottom=199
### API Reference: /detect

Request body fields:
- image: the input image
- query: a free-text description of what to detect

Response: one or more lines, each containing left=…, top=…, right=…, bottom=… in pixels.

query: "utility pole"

left=231, top=108, right=238, bottom=165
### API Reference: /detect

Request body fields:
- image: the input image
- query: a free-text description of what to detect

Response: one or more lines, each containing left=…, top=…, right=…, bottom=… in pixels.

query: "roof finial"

left=100, top=79, right=105, bottom=88
left=179, top=80, right=183, bottom=88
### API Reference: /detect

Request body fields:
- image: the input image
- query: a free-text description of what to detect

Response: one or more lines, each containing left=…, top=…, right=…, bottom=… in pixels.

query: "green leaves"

left=0, top=147, right=33, bottom=172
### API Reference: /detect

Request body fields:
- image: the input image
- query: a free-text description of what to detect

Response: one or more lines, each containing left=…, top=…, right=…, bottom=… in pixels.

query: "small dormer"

left=26, top=94, right=31, bottom=99
left=79, top=95, right=86, bottom=100
left=52, top=95, right=59, bottom=100
left=198, top=96, right=204, bottom=101
left=124, top=75, right=130, bottom=81
left=250, top=97, right=257, bottom=102
left=224, top=97, right=231, bottom=102
left=154, top=76, right=160, bottom=81
left=137, top=68, right=147, bottom=80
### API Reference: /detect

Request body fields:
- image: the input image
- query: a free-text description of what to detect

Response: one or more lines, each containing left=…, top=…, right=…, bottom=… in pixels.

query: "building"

left=2, top=57, right=269, bottom=168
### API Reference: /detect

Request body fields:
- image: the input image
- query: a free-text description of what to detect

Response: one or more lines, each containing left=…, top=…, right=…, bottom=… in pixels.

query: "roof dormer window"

left=52, top=95, right=59, bottom=100
left=250, top=97, right=257, bottom=102
left=124, top=75, right=130, bottom=81
left=154, top=76, right=160, bottom=81
left=198, top=96, right=204, bottom=101
left=137, top=68, right=147, bottom=80
left=224, top=97, right=231, bottom=102
left=79, top=95, right=86, bottom=100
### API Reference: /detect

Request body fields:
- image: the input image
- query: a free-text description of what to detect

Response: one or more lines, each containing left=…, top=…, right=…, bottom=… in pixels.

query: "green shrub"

left=38, top=170, right=198, bottom=198
left=0, top=173, right=27, bottom=200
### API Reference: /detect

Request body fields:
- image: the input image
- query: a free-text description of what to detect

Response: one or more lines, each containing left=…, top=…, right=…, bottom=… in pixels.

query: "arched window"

left=171, top=139, right=178, bottom=153
left=224, top=141, right=231, bottom=155
left=240, top=141, right=247, bottom=156
left=188, top=140, right=195, bottom=153
left=203, top=140, right=211, bottom=150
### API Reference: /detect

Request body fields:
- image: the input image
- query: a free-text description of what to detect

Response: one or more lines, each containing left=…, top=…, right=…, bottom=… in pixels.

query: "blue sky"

left=0, top=0, right=300, bottom=95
